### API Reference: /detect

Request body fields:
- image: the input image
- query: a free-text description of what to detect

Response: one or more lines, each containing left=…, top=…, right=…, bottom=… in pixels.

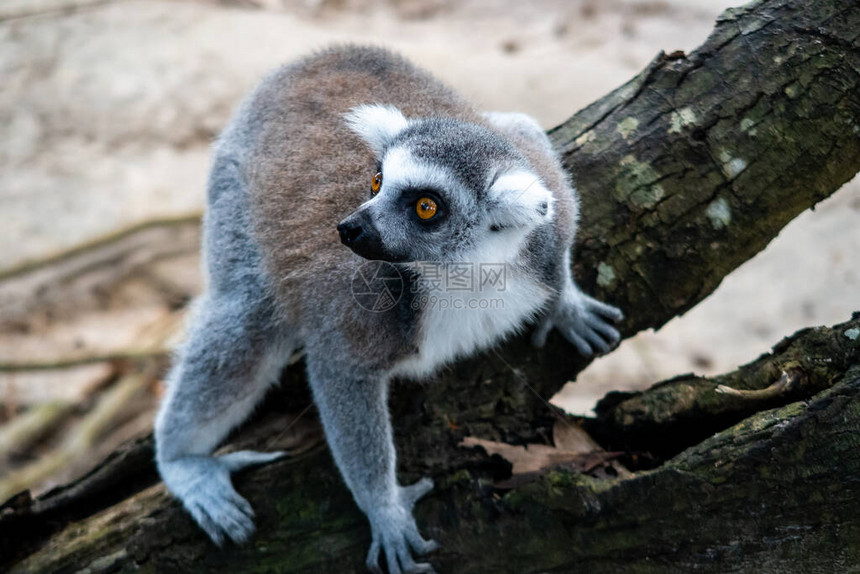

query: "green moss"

left=596, top=262, right=616, bottom=287
left=668, top=107, right=698, bottom=134
left=616, top=117, right=640, bottom=140
left=616, top=155, right=665, bottom=208
left=443, top=469, right=474, bottom=486
left=705, top=197, right=732, bottom=229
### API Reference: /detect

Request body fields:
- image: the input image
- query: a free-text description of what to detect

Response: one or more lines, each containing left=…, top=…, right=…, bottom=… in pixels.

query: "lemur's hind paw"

left=532, top=289, right=623, bottom=356
left=160, top=451, right=285, bottom=546
left=366, top=478, right=439, bottom=574
left=186, top=474, right=255, bottom=546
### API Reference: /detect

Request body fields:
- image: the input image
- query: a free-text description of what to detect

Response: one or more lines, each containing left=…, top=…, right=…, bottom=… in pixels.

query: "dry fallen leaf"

left=459, top=420, right=630, bottom=488
left=552, top=419, right=605, bottom=454
left=459, top=437, right=574, bottom=475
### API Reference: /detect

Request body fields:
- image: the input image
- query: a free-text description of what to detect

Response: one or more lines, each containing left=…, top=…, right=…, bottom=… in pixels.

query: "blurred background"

left=1, top=0, right=858, bottom=501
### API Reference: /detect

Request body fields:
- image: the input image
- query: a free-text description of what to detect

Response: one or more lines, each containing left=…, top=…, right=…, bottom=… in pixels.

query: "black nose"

left=337, top=220, right=364, bottom=245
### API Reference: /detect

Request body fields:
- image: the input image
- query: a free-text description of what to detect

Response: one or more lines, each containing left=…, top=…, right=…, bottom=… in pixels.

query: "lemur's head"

left=338, top=104, right=555, bottom=263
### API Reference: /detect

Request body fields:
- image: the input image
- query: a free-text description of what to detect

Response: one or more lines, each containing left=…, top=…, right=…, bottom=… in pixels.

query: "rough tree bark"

left=3, top=0, right=860, bottom=572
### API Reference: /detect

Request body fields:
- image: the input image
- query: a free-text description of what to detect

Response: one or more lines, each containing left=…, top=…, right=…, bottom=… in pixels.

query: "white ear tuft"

left=488, top=170, right=555, bottom=229
left=343, top=104, right=409, bottom=158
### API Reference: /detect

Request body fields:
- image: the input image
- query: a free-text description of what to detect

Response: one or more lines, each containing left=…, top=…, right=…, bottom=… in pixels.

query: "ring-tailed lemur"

left=155, top=45, right=622, bottom=574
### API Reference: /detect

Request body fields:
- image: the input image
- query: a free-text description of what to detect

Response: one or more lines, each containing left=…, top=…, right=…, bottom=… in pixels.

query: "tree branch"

left=2, top=0, right=860, bottom=571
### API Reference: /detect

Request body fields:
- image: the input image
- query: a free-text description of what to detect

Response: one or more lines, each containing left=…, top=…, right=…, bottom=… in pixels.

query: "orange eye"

left=416, top=197, right=438, bottom=220
left=371, top=172, right=383, bottom=195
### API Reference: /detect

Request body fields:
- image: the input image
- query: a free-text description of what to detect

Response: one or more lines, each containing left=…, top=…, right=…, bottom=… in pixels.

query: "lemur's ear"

left=344, top=104, right=409, bottom=158
left=487, top=170, right=555, bottom=230
left=483, top=111, right=554, bottom=152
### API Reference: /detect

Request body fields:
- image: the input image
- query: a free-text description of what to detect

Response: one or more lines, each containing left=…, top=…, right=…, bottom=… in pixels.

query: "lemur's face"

left=339, top=106, right=554, bottom=264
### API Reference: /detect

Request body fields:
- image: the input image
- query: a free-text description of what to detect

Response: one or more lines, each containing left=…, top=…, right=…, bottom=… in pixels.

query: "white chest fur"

left=390, top=262, right=553, bottom=380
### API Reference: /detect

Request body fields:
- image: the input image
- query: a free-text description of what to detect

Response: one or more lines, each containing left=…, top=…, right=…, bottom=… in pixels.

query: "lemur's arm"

left=483, top=111, right=623, bottom=354
left=530, top=250, right=624, bottom=354
left=304, top=350, right=438, bottom=574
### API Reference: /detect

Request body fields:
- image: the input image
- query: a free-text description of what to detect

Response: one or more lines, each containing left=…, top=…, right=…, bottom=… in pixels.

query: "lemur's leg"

left=155, top=294, right=292, bottom=545
left=305, top=352, right=438, bottom=574
left=532, top=250, right=624, bottom=355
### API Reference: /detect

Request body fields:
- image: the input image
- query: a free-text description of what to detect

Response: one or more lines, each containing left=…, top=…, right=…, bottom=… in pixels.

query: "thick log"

left=5, top=317, right=859, bottom=573
left=2, top=0, right=860, bottom=571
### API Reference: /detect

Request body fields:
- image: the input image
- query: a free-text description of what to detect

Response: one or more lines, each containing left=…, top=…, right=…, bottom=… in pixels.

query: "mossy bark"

left=6, top=317, right=860, bottom=574
left=3, top=0, right=860, bottom=571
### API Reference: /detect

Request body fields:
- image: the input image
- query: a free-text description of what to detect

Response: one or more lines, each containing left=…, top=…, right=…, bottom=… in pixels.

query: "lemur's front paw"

left=532, top=290, right=623, bottom=356
left=366, top=478, right=439, bottom=574
left=160, top=450, right=285, bottom=546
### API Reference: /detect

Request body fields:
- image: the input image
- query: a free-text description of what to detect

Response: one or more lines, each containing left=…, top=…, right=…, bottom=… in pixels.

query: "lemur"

left=154, top=45, right=622, bottom=574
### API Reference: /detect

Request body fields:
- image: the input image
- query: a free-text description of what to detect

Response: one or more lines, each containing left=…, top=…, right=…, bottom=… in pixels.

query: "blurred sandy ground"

left=2, top=0, right=743, bottom=270
left=0, top=0, right=858, bottom=492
